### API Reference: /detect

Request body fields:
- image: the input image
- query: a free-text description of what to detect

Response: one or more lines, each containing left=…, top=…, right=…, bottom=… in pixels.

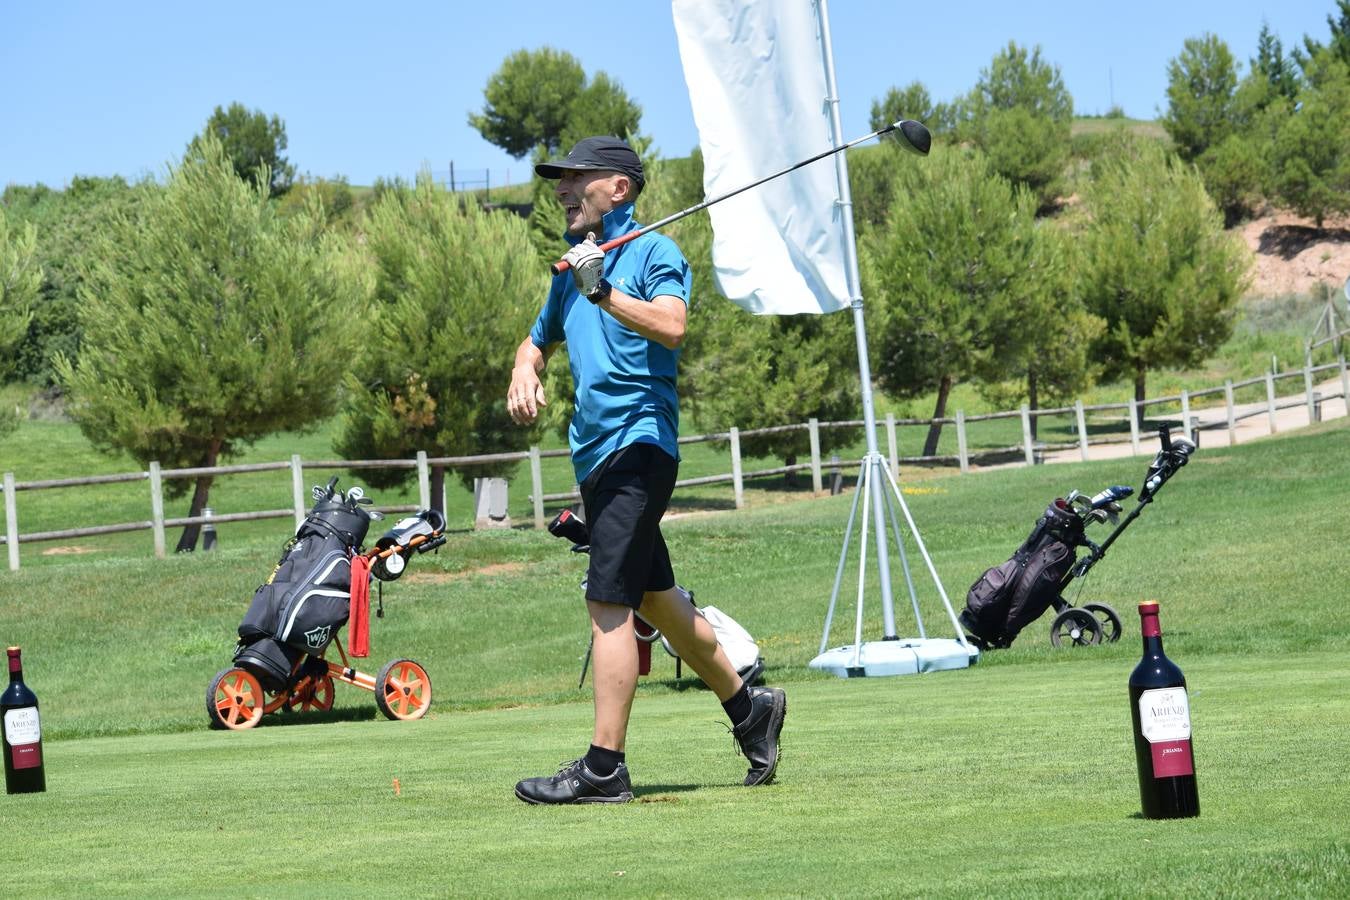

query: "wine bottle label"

left=4, top=707, right=40, bottom=744
left=5, top=707, right=43, bottom=770
left=1138, top=687, right=1193, bottom=777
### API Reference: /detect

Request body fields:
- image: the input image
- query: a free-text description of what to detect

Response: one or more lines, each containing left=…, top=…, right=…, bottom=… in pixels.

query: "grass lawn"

left=2, top=417, right=1347, bottom=895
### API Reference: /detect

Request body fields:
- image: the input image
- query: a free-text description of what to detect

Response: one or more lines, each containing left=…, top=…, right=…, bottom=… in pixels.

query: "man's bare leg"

left=637, top=586, right=742, bottom=701
left=588, top=599, right=638, bottom=751
left=638, top=585, right=785, bottom=786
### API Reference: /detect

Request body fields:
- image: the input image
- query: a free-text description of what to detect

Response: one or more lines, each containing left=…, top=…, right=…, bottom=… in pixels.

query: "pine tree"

left=1270, top=51, right=1350, bottom=228
left=1077, top=135, right=1251, bottom=412
left=0, top=208, right=40, bottom=437
left=958, top=42, right=1074, bottom=212
left=336, top=176, right=548, bottom=506
left=55, top=135, right=364, bottom=549
left=863, top=146, right=1051, bottom=456
left=1162, top=33, right=1239, bottom=163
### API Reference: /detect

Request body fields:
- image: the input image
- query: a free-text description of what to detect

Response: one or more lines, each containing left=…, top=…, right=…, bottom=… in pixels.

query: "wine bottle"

left=3, top=646, right=45, bottom=794
left=1128, top=601, right=1197, bottom=818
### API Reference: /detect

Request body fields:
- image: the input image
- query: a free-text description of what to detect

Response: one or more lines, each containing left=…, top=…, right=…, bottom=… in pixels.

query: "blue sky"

left=0, top=1, right=1335, bottom=190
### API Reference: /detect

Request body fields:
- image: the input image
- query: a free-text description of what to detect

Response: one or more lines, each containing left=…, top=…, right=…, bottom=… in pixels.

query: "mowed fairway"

left=2, top=420, right=1348, bottom=897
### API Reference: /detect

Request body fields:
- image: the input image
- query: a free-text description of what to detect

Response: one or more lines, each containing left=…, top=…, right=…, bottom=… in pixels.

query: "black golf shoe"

left=733, top=686, right=787, bottom=786
left=514, top=758, right=634, bottom=805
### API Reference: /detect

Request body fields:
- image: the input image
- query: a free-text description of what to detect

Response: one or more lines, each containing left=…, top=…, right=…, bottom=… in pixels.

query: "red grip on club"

left=549, top=231, right=641, bottom=275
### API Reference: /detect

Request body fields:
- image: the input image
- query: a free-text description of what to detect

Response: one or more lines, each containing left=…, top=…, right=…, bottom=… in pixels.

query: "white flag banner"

left=672, top=0, right=850, bottom=315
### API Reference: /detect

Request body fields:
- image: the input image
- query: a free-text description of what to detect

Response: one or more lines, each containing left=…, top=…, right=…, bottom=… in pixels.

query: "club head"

left=1089, top=484, right=1134, bottom=509
left=890, top=119, right=931, bottom=156
left=1171, top=438, right=1196, bottom=466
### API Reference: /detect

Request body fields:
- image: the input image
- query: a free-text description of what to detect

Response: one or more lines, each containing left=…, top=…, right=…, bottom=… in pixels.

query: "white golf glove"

left=562, top=233, right=605, bottom=297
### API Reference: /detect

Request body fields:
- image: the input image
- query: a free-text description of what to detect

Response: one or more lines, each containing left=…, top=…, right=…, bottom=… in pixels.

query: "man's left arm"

left=564, top=233, right=689, bottom=348
left=595, top=291, right=686, bottom=349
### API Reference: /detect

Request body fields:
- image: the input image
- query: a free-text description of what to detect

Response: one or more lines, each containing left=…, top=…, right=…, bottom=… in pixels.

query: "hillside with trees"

left=4, top=8, right=1350, bottom=524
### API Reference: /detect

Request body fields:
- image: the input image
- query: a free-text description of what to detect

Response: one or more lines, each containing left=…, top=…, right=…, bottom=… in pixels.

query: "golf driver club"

left=550, top=118, right=932, bottom=275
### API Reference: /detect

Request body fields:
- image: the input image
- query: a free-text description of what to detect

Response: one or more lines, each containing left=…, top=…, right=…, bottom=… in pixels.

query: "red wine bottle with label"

left=4, top=646, right=46, bottom=794
left=1128, top=602, right=1197, bottom=818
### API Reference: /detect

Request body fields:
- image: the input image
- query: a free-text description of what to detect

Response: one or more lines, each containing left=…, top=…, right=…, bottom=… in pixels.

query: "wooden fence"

left=3, top=354, right=1347, bottom=572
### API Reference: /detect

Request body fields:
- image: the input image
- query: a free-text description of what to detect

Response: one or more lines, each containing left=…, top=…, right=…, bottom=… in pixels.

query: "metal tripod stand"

left=809, top=449, right=977, bottom=677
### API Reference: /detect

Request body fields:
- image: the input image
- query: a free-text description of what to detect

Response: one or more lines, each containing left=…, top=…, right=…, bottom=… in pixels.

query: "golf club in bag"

left=549, top=119, right=930, bottom=274
left=548, top=509, right=764, bottom=688
left=960, top=425, right=1197, bottom=649
left=207, top=477, right=446, bottom=730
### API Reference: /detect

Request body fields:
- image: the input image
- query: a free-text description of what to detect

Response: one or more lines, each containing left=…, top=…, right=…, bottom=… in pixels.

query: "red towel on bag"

left=348, top=555, right=371, bottom=658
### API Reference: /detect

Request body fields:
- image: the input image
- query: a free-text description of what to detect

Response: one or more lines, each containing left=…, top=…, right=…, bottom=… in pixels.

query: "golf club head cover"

left=348, top=555, right=371, bottom=658
left=548, top=508, right=591, bottom=548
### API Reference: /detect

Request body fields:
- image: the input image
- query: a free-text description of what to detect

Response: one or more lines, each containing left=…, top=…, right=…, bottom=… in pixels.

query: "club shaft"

left=1064, top=497, right=1151, bottom=584
left=550, top=123, right=899, bottom=275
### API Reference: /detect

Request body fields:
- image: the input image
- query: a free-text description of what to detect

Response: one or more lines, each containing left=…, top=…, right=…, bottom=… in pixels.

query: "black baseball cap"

left=535, top=136, right=645, bottom=195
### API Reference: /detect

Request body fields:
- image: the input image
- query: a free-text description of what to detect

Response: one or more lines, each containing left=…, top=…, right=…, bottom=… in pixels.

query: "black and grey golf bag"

left=233, top=480, right=376, bottom=692
left=959, top=500, right=1085, bottom=649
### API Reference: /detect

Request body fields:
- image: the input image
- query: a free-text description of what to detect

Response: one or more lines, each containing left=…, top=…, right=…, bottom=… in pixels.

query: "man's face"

left=556, top=170, right=628, bottom=236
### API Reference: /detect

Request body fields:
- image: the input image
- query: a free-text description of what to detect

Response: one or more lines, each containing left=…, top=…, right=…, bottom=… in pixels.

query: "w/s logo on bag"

left=304, top=624, right=332, bottom=650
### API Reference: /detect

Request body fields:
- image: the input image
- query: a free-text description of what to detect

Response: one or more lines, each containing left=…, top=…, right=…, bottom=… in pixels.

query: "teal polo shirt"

left=530, top=202, right=692, bottom=482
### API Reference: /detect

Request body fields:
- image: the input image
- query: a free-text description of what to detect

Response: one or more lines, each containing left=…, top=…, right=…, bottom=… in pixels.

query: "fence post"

left=1180, top=390, right=1192, bottom=444
left=1020, top=405, right=1034, bottom=466
left=808, top=418, right=823, bottom=495
left=1129, top=400, right=1141, bottom=455
left=1075, top=400, right=1089, bottom=461
left=1341, top=356, right=1349, bottom=419
left=416, top=451, right=431, bottom=510
left=1266, top=372, right=1278, bottom=434
left=149, top=461, right=166, bottom=559
left=955, top=410, right=969, bottom=474
left=729, top=426, right=744, bottom=509
left=1304, top=350, right=1316, bottom=425
left=290, top=454, right=305, bottom=529
left=885, top=412, right=899, bottom=481
left=1224, top=381, right=1236, bottom=447
left=529, top=445, right=545, bottom=529
left=4, top=472, right=17, bottom=572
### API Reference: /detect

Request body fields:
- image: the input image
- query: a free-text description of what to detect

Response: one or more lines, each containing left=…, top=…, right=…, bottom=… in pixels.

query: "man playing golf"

left=506, top=135, right=787, bottom=804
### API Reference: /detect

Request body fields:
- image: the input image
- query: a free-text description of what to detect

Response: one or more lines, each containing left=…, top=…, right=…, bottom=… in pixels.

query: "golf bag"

left=233, top=483, right=375, bottom=692
left=959, top=425, right=1198, bottom=650
left=548, top=508, right=766, bottom=686
left=959, top=500, right=1084, bottom=649
left=660, top=604, right=764, bottom=685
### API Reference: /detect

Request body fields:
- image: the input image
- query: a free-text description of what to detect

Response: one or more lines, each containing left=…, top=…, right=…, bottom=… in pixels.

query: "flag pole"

left=809, top=0, right=976, bottom=675
left=815, top=0, right=899, bottom=637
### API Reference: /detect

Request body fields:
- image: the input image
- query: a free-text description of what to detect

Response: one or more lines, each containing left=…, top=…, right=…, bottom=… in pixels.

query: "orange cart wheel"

left=375, top=659, right=432, bottom=721
left=207, top=668, right=267, bottom=730
left=284, top=674, right=335, bottom=714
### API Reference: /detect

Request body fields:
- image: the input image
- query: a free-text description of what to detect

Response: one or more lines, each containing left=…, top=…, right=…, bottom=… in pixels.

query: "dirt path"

left=1033, top=374, right=1348, bottom=467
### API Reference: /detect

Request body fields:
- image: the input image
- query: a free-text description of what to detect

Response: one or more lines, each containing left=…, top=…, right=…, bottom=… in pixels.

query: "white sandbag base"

left=809, top=638, right=978, bottom=678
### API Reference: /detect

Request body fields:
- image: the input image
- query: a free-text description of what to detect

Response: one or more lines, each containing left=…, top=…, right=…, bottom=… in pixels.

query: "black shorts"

left=579, top=442, right=678, bottom=609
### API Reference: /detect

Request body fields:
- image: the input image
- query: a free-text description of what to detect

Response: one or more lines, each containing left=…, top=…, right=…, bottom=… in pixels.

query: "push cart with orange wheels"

left=207, top=478, right=444, bottom=731
left=207, top=647, right=435, bottom=731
